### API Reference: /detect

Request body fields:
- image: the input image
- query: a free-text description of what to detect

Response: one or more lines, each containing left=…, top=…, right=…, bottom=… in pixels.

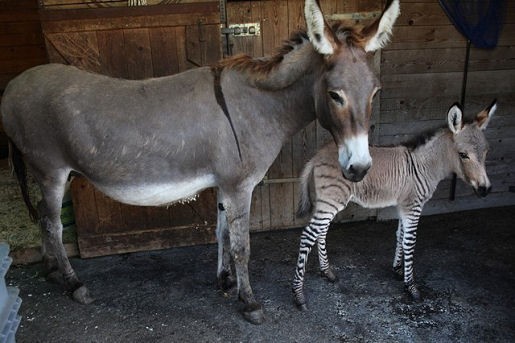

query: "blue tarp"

left=439, top=0, right=506, bottom=48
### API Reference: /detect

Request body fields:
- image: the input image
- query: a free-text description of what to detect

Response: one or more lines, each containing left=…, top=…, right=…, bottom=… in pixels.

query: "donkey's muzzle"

left=475, top=185, right=492, bottom=198
left=343, top=163, right=371, bottom=182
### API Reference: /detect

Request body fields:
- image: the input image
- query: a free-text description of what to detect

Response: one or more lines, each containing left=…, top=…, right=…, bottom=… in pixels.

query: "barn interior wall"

left=0, top=0, right=48, bottom=158
left=0, top=0, right=513, bottom=256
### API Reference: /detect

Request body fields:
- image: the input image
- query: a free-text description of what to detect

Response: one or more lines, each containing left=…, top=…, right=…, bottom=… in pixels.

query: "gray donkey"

left=1, top=0, right=400, bottom=323
left=292, top=101, right=496, bottom=310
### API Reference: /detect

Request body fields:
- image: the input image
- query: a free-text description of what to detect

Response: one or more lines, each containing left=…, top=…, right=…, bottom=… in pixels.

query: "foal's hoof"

left=242, top=303, right=265, bottom=325
left=72, top=285, right=94, bottom=304
left=294, top=300, right=308, bottom=311
left=321, top=268, right=338, bottom=283
left=293, top=293, right=308, bottom=311
left=393, top=266, right=404, bottom=281
left=405, top=283, right=421, bottom=302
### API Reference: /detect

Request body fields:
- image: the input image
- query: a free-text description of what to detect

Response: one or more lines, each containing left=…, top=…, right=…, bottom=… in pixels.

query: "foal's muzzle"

left=475, top=185, right=492, bottom=198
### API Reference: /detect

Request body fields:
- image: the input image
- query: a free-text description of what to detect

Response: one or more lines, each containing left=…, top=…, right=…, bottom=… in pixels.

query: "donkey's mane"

left=218, top=30, right=310, bottom=77
left=217, top=23, right=364, bottom=86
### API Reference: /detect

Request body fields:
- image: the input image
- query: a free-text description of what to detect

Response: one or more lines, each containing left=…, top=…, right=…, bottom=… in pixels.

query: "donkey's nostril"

left=476, top=185, right=491, bottom=198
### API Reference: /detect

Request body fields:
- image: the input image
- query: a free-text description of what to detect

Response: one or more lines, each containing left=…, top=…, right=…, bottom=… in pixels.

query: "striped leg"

left=392, top=219, right=404, bottom=280
left=317, top=232, right=337, bottom=282
left=292, top=207, right=339, bottom=310
left=399, top=207, right=422, bottom=300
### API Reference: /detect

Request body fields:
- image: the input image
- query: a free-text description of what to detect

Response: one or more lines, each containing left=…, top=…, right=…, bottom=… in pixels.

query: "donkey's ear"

left=476, top=99, right=497, bottom=130
left=305, top=0, right=337, bottom=55
left=448, top=104, right=463, bottom=134
left=360, top=0, right=400, bottom=52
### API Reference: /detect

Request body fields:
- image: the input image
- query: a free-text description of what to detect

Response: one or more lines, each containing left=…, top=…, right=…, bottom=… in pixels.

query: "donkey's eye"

left=459, top=152, right=469, bottom=160
left=328, top=91, right=345, bottom=106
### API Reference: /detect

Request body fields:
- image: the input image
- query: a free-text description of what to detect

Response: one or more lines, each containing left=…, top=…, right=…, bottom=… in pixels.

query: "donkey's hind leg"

left=34, top=168, right=93, bottom=304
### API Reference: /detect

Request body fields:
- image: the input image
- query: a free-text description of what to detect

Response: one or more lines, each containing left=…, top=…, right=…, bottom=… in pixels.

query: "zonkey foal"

left=292, top=101, right=496, bottom=309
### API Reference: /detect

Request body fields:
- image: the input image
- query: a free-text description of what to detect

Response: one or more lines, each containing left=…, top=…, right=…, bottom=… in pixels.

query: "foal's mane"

left=402, top=118, right=475, bottom=151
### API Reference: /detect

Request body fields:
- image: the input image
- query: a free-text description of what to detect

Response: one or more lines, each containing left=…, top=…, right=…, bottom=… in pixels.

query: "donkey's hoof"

left=321, top=268, right=338, bottom=283
left=405, top=283, right=421, bottom=302
left=242, top=303, right=265, bottom=325
left=46, top=270, right=65, bottom=285
left=73, top=285, right=94, bottom=304
left=217, top=271, right=236, bottom=292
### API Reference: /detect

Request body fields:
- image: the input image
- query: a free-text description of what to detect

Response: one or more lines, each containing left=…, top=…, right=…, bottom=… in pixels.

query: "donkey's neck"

left=411, top=130, right=458, bottom=185
left=221, top=31, right=318, bottom=91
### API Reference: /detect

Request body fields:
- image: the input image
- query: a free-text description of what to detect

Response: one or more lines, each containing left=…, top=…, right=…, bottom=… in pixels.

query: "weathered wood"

left=41, top=0, right=218, bottom=10
left=381, top=70, right=515, bottom=100
left=40, top=3, right=221, bottom=33
left=77, top=225, right=217, bottom=258
left=382, top=46, right=515, bottom=75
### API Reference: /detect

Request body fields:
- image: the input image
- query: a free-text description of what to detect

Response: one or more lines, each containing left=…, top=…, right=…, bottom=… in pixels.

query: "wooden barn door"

left=39, top=2, right=222, bottom=257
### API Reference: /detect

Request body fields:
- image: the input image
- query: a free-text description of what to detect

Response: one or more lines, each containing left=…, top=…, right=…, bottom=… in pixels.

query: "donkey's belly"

left=95, top=174, right=216, bottom=207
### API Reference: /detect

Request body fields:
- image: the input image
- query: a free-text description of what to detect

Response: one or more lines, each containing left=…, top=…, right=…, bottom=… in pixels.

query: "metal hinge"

left=221, top=23, right=261, bottom=37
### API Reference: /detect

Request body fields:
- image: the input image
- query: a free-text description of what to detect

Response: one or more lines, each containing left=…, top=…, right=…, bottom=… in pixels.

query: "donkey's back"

left=1, top=63, right=234, bottom=203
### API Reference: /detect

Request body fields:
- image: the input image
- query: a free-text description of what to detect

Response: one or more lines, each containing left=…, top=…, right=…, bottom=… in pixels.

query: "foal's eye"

left=459, top=152, right=469, bottom=160
left=328, top=91, right=345, bottom=106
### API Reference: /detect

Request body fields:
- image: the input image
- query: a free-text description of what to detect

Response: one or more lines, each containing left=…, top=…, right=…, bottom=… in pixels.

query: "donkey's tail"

left=8, top=139, right=39, bottom=222
left=297, top=160, right=315, bottom=218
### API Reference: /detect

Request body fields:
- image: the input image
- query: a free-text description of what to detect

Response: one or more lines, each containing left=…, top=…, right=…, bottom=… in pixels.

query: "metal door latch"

left=221, top=23, right=261, bottom=37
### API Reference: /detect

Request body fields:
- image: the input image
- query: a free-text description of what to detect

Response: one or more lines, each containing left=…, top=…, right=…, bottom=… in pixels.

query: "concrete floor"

left=6, top=206, right=515, bottom=342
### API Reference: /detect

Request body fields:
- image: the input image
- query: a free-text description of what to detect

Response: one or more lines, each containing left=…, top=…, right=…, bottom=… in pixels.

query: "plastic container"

left=0, top=243, right=21, bottom=343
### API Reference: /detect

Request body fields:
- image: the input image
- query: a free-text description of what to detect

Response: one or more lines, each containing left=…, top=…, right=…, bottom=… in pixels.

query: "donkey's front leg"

left=399, top=207, right=422, bottom=300
left=216, top=198, right=236, bottom=292
left=224, top=190, right=264, bottom=324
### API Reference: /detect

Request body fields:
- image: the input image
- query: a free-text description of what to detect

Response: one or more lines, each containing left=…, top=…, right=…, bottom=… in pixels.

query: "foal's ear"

left=448, top=104, right=463, bottom=134
left=304, top=0, right=337, bottom=55
left=360, top=0, right=401, bottom=52
left=475, top=99, right=497, bottom=130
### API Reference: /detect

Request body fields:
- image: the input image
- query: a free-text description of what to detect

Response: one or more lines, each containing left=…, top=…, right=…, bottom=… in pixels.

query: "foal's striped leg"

left=293, top=204, right=341, bottom=310
left=399, top=207, right=422, bottom=300
left=317, top=231, right=337, bottom=282
left=392, top=219, right=404, bottom=280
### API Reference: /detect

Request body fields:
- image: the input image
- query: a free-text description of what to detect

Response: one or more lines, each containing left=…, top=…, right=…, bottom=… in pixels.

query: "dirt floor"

left=5, top=205, right=514, bottom=342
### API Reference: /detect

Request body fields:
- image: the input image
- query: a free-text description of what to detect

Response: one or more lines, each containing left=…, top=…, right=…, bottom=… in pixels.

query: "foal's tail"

left=8, top=139, right=39, bottom=222
left=297, top=160, right=315, bottom=218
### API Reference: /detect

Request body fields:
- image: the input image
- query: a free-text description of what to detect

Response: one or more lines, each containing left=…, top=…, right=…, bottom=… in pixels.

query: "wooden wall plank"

left=44, top=32, right=102, bottom=72
left=381, top=70, right=515, bottom=100
left=226, top=1, right=262, bottom=57
left=124, top=28, right=153, bottom=79
left=40, top=4, right=221, bottom=33
left=149, top=27, right=179, bottom=76
left=96, top=29, right=128, bottom=77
